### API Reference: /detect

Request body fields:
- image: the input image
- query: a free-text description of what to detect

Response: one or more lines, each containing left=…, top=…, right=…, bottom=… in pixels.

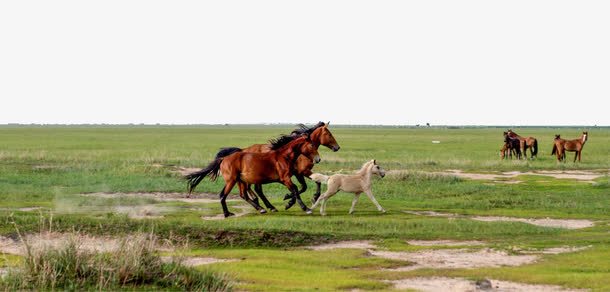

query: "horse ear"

left=373, top=159, right=377, bottom=165
left=325, top=121, right=329, bottom=128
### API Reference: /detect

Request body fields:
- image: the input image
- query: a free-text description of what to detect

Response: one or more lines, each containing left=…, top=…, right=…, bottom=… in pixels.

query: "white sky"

left=1, top=1, right=609, bottom=126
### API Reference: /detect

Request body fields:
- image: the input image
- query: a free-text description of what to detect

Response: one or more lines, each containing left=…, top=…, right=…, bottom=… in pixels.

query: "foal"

left=310, top=160, right=386, bottom=216
left=501, top=132, right=521, bottom=159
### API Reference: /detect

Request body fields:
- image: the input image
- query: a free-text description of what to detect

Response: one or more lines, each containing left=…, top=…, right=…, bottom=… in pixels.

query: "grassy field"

left=0, top=125, right=609, bottom=291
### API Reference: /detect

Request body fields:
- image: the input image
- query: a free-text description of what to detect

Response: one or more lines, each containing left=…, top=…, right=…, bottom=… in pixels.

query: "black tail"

left=551, top=144, right=556, bottom=156
left=185, top=147, right=242, bottom=193
left=532, top=139, right=538, bottom=157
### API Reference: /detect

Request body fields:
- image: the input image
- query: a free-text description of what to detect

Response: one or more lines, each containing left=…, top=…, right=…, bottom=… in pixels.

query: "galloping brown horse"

left=202, top=122, right=340, bottom=211
left=552, top=132, right=588, bottom=162
left=185, top=136, right=320, bottom=217
left=506, top=129, right=538, bottom=159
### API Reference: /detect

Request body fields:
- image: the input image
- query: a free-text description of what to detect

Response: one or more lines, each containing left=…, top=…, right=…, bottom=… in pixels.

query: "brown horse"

left=551, top=134, right=566, bottom=162
left=206, top=122, right=340, bottom=211
left=507, top=129, right=538, bottom=159
left=185, top=136, right=320, bottom=217
left=553, top=132, right=588, bottom=162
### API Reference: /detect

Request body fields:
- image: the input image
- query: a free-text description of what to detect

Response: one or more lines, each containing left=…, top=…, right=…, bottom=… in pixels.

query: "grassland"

left=0, top=125, right=609, bottom=291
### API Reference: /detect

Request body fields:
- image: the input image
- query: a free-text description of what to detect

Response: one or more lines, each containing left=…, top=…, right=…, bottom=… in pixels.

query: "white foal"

left=310, top=159, right=386, bottom=216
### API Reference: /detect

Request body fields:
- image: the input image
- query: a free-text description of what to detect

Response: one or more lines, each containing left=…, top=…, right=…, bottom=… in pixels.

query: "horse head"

left=295, top=135, right=321, bottom=164
left=555, top=134, right=561, bottom=140
left=582, top=132, right=588, bottom=143
left=370, top=159, right=386, bottom=178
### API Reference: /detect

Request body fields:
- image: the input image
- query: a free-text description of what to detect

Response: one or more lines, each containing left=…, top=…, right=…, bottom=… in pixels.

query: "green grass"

left=1, top=125, right=609, bottom=290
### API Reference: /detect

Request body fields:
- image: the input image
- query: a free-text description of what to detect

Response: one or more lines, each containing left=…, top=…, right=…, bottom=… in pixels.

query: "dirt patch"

left=406, top=240, right=485, bottom=246
left=0, top=207, right=43, bottom=212
left=306, top=241, right=376, bottom=250
left=471, top=216, right=595, bottom=229
left=201, top=205, right=252, bottom=220
left=80, top=192, right=239, bottom=204
left=0, top=233, right=177, bottom=256
left=114, top=205, right=169, bottom=219
left=372, top=248, right=538, bottom=271
left=405, top=210, right=595, bottom=229
left=160, top=256, right=237, bottom=266
left=0, top=233, right=122, bottom=256
left=520, top=246, right=591, bottom=255
left=434, top=169, right=608, bottom=183
left=388, top=277, right=584, bottom=291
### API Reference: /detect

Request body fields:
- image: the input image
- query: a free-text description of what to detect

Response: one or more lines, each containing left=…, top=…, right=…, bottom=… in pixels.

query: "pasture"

left=1, top=125, right=609, bottom=291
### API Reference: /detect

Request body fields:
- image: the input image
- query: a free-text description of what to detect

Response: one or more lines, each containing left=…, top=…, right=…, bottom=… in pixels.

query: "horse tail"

left=309, top=173, right=329, bottom=184
left=185, top=147, right=242, bottom=193
left=551, top=144, right=556, bottom=156
left=532, top=139, right=538, bottom=157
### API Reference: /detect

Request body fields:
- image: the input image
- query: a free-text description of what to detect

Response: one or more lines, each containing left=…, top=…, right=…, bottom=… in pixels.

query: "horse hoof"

left=305, top=209, right=312, bottom=214
left=224, top=212, right=235, bottom=218
left=270, top=208, right=278, bottom=213
left=259, top=209, right=267, bottom=214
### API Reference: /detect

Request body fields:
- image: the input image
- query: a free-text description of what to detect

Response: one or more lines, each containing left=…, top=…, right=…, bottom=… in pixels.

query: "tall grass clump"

left=0, top=232, right=232, bottom=291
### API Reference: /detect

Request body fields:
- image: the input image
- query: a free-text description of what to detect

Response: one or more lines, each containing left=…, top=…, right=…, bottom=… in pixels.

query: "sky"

left=1, top=1, right=609, bottom=126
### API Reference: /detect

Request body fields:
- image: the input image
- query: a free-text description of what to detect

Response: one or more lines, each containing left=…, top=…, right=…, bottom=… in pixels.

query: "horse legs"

left=238, top=182, right=266, bottom=214
left=282, top=179, right=311, bottom=213
left=364, top=189, right=385, bottom=213
left=573, top=151, right=578, bottom=162
left=219, top=181, right=236, bottom=218
left=284, top=175, right=308, bottom=209
left=349, top=193, right=361, bottom=214
left=311, top=183, right=339, bottom=216
left=254, top=184, right=278, bottom=212
left=312, top=182, right=322, bottom=203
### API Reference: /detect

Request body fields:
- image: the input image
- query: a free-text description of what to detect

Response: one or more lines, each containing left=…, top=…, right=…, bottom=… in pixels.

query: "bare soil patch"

left=80, top=192, right=239, bottom=203
left=306, top=240, right=376, bottom=250
left=372, top=248, right=538, bottom=271
left=471, top=216, right=595, bottom=229
left=114, top=205, right=169, bottom=219
left=435, top=169, right=607, bottom=183
left=0, top=233, right=122, bottom=256
left=406, top=240, right=485, bottom=246
left=388, top=277, right=584, bottom=291
left=160, top=256, right=238, bottom=266
left=405, top=210, right=595, bottom=229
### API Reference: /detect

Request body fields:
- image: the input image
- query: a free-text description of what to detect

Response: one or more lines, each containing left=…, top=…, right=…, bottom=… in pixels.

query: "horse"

left=206, top=122, right=340, bottom=211
left=506, top=129, right=538, bottom=159
left=185, top=136, right=320, bottom=217
left=551, top=134, right=566, bottom=162
left=556, top=132, right=589, bottom=162
left=501, top=131, right=522, bottom=159
left=309, top=160, right=386, bottom=216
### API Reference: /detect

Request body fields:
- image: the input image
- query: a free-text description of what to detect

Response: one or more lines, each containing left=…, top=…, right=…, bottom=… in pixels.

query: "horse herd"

left=501, top=129, right=589, bottom=162
left=185, top=123, right=591, bottom=218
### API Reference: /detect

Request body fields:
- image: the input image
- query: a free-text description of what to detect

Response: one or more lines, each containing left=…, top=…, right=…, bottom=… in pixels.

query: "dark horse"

left=502, top=131, right=521, bottom=159
left=551, top=134, right=566, bottom=162
left=196, top=122, right=340, bottom=211
left=185, top=136, right=320, bottom=217
left=506, top=129, right=538, bottom=159
left=552, top=132, right=588, bottom=162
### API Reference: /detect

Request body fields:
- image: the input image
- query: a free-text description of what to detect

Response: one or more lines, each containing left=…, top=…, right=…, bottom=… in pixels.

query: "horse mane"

left=291, top=121, right=325, bottom=136
left=269, top=134, right=298, bottom=150
left=356, top=160, right=374, bottom=175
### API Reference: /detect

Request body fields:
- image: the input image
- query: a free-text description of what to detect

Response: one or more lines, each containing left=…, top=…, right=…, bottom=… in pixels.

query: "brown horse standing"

left=507, top=129, right=538, bottom=159
left=185, top=136, right=320, bottom=217
left=551, top=134, right=566, bottom=162
left=553, top=132, right=588, bottom=162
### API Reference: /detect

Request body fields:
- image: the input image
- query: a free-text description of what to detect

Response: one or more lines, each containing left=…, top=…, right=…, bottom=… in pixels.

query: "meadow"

left=0, top=125, right=609, bottom=291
